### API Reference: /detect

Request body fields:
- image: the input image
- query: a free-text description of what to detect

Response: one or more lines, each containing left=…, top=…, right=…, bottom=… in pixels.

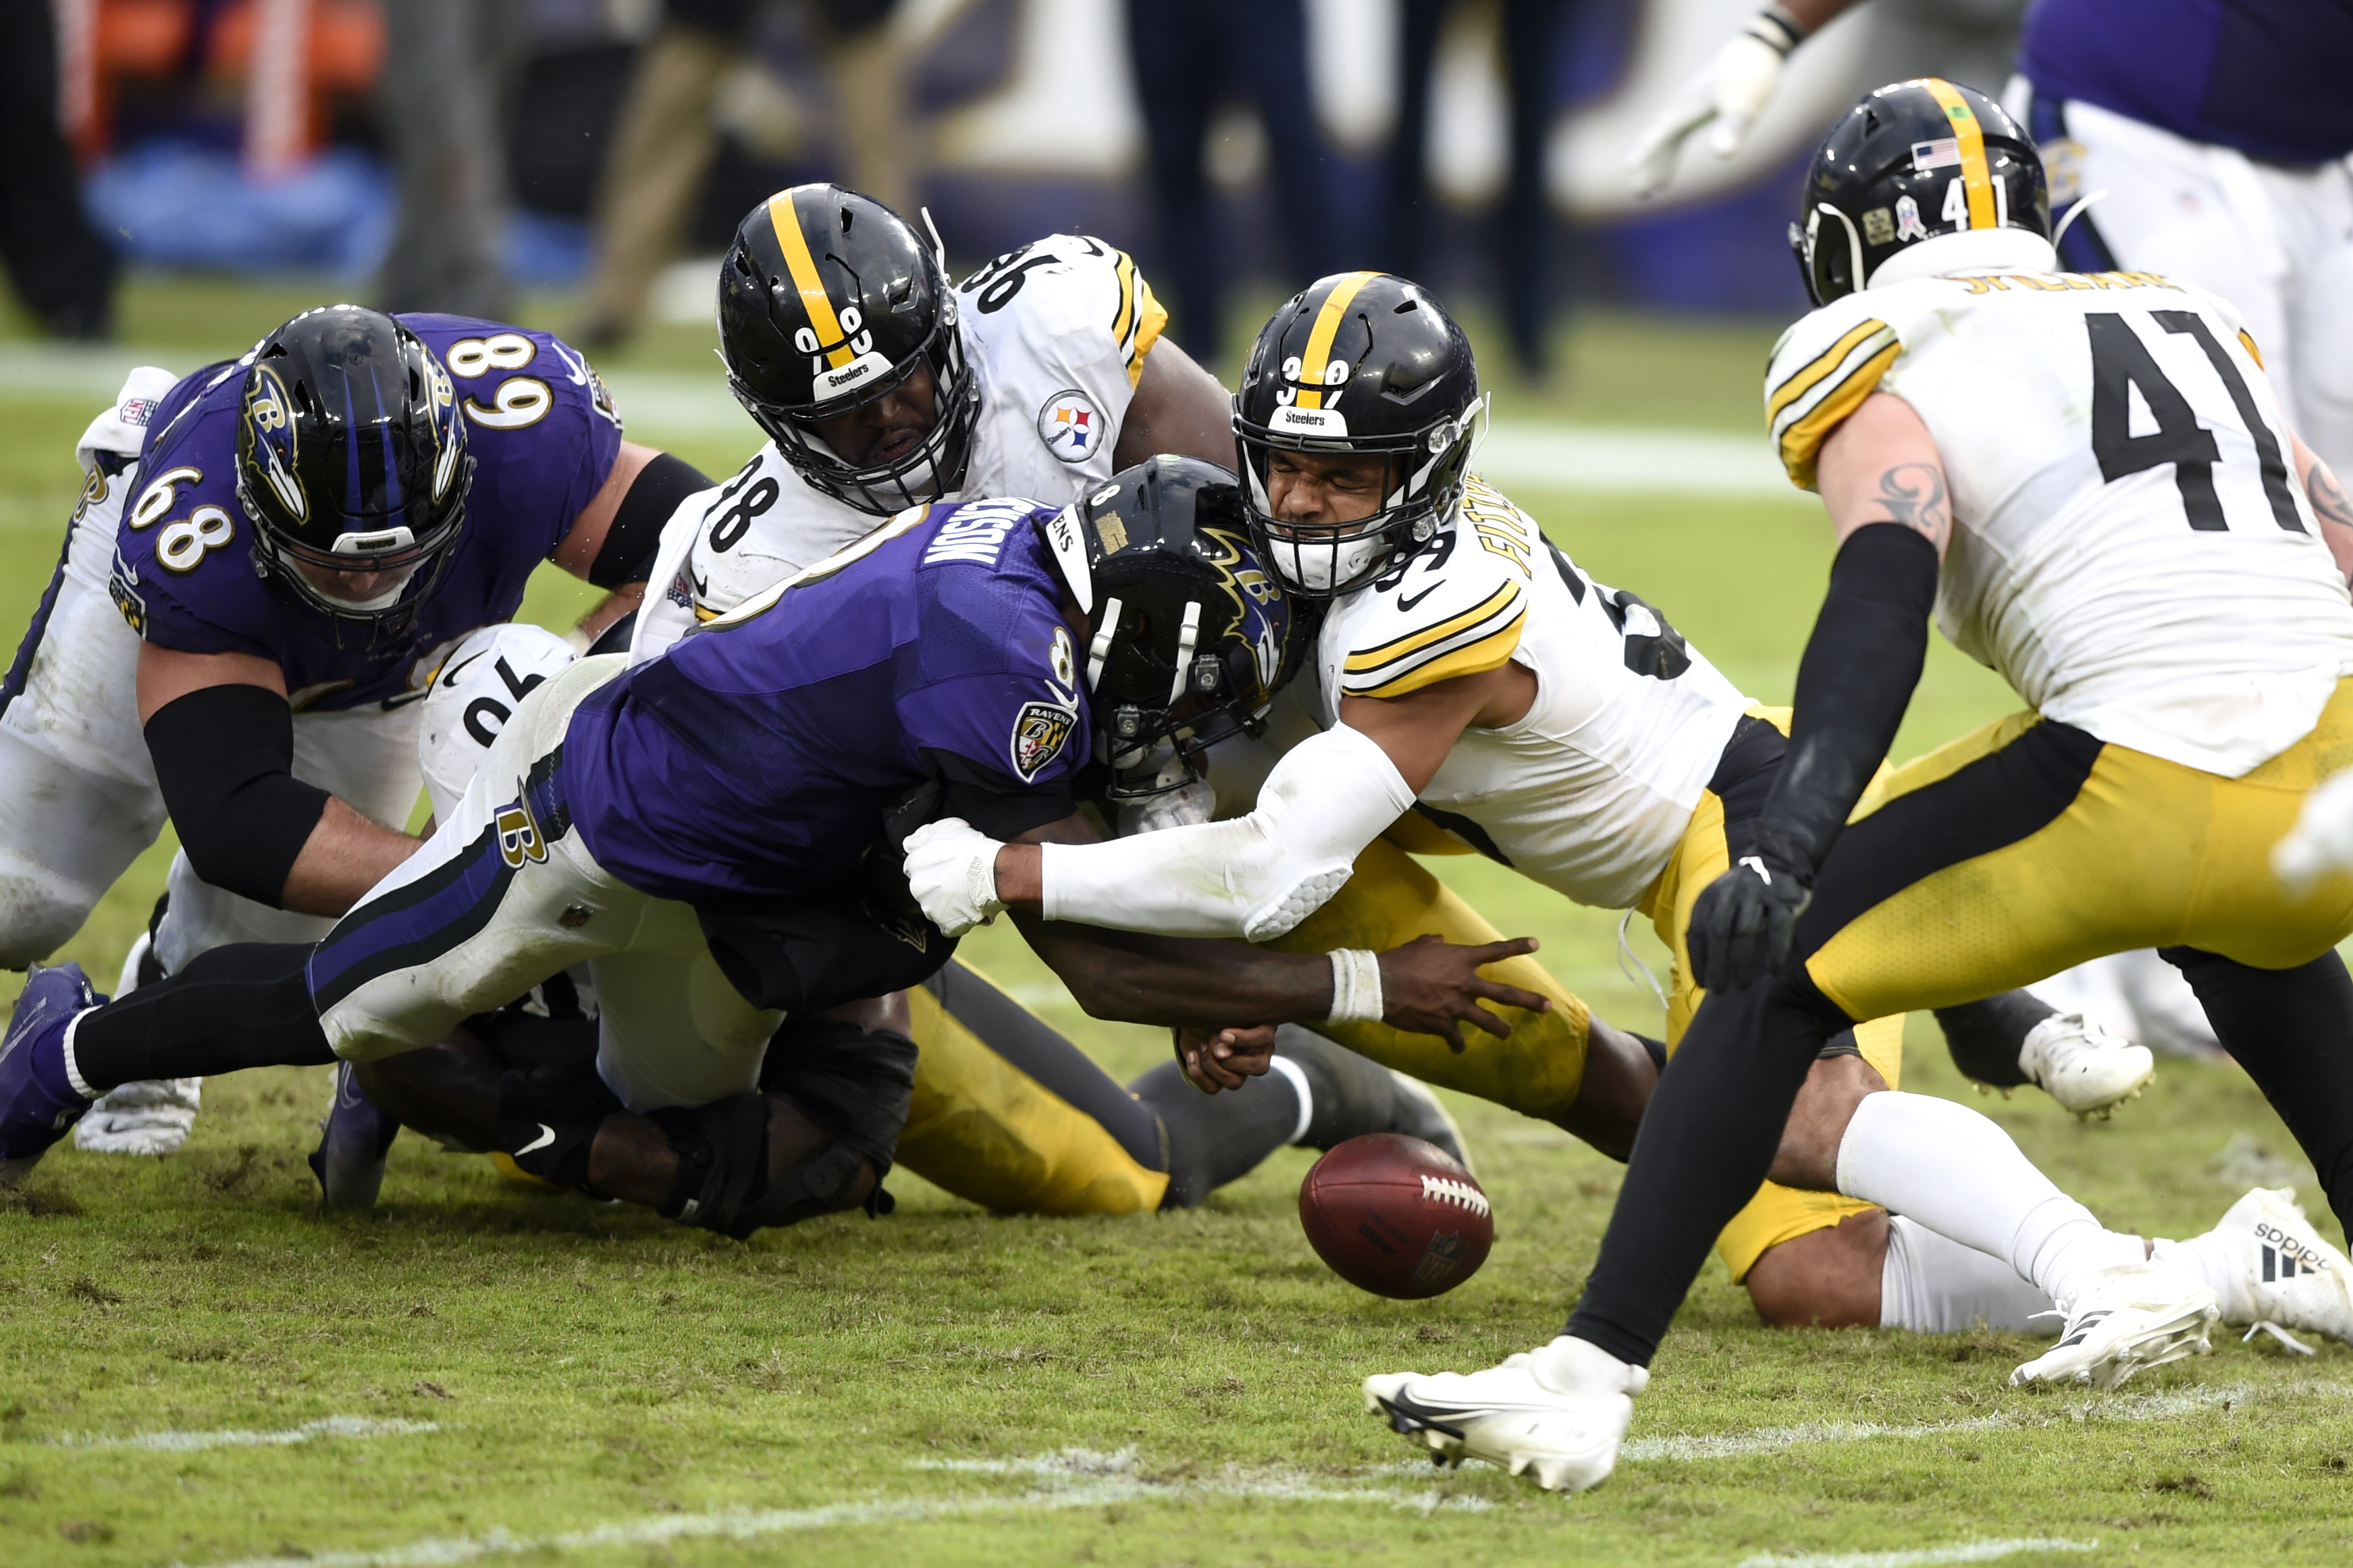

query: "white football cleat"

left=1364, top=1335, right=1646, bottom=1493
left=2199, top=1187, right=2353, bottom=1344
left=2019, top=1012, right=2154, bottom=1120
left=74, top=1077, right=201, bottom=1156
left=2010, top=1260, right=2217, bottom=1390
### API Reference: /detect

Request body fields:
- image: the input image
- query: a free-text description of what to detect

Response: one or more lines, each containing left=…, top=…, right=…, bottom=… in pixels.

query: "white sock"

left=1265, top=1054, right=1314, bottom=1145
left=1880, top=1214, right=2056, bottom=1332
left=60, top=1010, right=99, bottom=1102
left=1836, top=1091, right=2145, bottom=1303
left=2152, top=1231, right=2250, bottom=1323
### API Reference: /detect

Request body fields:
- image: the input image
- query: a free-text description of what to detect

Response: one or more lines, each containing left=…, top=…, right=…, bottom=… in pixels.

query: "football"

left=1298, top=1133, right=1493, bottom=1299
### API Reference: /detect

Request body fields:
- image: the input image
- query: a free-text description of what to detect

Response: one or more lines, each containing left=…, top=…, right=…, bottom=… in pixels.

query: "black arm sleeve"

left=144, top=684, right=331, bottom=907
left=588, top=451, right=711, bottom=588
left=1751, top=522, right=1940, bottom=880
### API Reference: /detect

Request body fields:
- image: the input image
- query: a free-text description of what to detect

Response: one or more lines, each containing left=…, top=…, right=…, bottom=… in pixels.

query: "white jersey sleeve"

left=1767, top=269, right=2353, bottom=777
left=957, top=235, right=1168, bottom=502
left=626, top=441, right=883, bottom=667
left=1319, top=479, right=1749, bottom=910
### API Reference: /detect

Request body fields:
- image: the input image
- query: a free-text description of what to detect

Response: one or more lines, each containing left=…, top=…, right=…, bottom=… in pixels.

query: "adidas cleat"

left=2206, top=1187, right=2353, bottom=1344
left=2019, top=1012, right=2154, bottom=1120
left=1363, top=1336, right=1647, bottom=1493
left=0, top=963, right=105, bottom=1186
left=1385, top=1070, right=1474, bottom=1174
left=2010, top=1261, right=2217, bottom=1390
left=308, top=1060, right=400, bottom=1210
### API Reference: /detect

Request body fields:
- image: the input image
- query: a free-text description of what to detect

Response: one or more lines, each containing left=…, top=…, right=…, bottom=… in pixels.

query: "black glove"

left=1686, top=854, right=1812, bottom=992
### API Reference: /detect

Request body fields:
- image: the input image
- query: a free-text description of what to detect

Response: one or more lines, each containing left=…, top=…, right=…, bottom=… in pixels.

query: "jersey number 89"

left=448, top=333, right=552, bottom=431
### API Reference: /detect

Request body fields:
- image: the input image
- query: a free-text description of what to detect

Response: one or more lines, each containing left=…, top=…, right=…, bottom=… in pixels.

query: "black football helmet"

left=1234, top=271, right=1487, bottom=598
left=1040, top=456, right=1294, bottom=793
left=1792, top=78, right=2052, bottom=306
left=235, top=305, right=473, bottom=648
left=717, top=184, right=979, bottom=516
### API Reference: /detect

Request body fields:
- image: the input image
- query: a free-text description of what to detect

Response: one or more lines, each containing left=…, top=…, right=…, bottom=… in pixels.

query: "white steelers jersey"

left=1311, top=478, right=1748, bottom=910
left=1769, top=268, right=2353, bottom=778
left=632, top=235, right=1165, bottom=664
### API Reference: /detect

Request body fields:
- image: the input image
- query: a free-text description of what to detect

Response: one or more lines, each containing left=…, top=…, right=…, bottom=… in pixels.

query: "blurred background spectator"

left=1123, top=0, right=1333, bottom=362
left=375, top=0, right=529, bottom=317
left=576, top=0, right=912, bottom=350
left=3, top=0, right=120, bottom=337
left=15, top=0, right=2042, bottom=362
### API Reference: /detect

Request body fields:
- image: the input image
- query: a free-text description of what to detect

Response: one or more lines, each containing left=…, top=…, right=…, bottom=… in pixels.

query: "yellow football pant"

left=1805, top=680, right=2353, bottom=1023
left=1265, top=836, right=1593, bottom=1121
left=897, top=967, right=1170, bottom=1216
left=1643, top=706, right=1907, bottom=1282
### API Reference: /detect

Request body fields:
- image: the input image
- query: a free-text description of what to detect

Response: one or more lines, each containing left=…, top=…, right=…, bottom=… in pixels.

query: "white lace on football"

left=1421, top=1174, right=1491, bottom=1218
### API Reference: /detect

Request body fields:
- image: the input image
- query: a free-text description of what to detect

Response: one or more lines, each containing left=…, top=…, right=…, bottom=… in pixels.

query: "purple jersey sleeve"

left=899, top=508, right=1090, bottom=792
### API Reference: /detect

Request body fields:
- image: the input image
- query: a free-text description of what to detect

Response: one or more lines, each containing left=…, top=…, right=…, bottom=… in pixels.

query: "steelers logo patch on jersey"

left=1036, top=389, right=1103, bottom=464
left=1010, top=698, right=1078, bottom=782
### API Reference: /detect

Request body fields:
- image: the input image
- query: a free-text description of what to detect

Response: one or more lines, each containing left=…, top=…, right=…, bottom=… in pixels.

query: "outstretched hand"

left=1175, top=1025, right=1278, bottom=1093
left=1377, top=934, right=1551, bottom=1052
left=1686, top=855, right=1811, bottom=992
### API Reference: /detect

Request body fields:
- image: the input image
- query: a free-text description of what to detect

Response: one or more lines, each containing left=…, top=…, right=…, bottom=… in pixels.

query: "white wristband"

left=1326, top=948, right=1384, bottom=1026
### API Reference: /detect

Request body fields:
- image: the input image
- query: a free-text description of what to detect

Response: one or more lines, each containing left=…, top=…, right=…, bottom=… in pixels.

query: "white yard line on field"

left=0, top=344, right=1802, bottom=502
left=1738, top=1540, right=2100, bottom=1568
left=183, top=1449, right=1483, bottom=1568
left=1622, top=1382, right=2256, bottom=1463
left=50, top=1416, right=440, bottom=1453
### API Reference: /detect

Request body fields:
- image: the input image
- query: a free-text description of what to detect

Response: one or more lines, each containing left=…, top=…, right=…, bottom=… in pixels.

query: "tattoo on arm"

left=2308, top=462, right=2353, bottom=535
left=1869, top=462, right=1950, bottom=539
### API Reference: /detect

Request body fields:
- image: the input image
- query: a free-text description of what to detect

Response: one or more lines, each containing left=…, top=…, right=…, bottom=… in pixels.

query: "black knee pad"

left=652, top=1093, right=772, bottom=1234
left=496, top=1066, right=624, bottom=1191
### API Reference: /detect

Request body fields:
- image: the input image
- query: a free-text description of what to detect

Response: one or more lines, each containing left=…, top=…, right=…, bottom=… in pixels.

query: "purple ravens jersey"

left=110, top=315, right=622, bottom=711
left=559, top=498, right=1088, bottom=907
left=2019, top=0, right=2353, bottom=165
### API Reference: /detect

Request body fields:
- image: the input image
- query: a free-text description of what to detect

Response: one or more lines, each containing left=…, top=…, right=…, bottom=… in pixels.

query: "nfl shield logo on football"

left=1036, top=388, right=1101, bottom=464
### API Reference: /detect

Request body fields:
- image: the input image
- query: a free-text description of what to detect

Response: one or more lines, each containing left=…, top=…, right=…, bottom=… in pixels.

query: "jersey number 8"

left=157, top=506, right=235, bottom=574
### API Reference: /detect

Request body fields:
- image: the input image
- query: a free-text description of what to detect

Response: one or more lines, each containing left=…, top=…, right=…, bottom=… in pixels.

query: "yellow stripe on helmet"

left=1294, top=271, right=1379, bottom=410
left=1922, top=78, right=1997, bottom=231
left=768, top=190, right=854, bottom=369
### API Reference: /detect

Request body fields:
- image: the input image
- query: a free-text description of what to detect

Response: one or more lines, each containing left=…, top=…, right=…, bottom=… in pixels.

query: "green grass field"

left=1, top=276, right=2350, bottom=1568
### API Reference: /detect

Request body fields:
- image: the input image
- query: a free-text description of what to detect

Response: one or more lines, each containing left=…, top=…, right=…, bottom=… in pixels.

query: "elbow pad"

left=590, top=452, right=712, bottom=588
left=144, top=684, right=332, bottom=907
left=1754, top=522, right=1938, bottom=879
left=1038, top=723, right=1416, bottom=941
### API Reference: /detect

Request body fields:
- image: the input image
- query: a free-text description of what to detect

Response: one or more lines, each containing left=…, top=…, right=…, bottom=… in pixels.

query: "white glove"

left=75, top=1078, right=203, bottom=1156
left=1627, top=19, right=1796, bottom=198
left=902, top=816, right=1007, bottom=936
left=1116, top=776, right=1217, bottom=838
left=2274, top=767, right=2353, bottom=893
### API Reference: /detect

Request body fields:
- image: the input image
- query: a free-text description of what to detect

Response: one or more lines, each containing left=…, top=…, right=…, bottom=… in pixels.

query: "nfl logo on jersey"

left=1036, top=389, right=1100, bottom=463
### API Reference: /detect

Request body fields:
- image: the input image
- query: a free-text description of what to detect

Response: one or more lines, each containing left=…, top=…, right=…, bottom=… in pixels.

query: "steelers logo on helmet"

left=1790, top=78, right=2053, bottom=307
left=716, top=182, right=981, bottom=517
left=1051, top=455, right=1296, bottom=799
left=233, top=306, right=476, bottom=650
left=1233, top=272, right=1487, bottom=599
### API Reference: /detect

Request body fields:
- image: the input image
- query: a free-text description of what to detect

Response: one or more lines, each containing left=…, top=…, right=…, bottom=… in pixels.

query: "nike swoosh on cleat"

left=1378, top=1390, right=1469, bottom=1440
left=514, top=1124, right=556, bottom=1156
